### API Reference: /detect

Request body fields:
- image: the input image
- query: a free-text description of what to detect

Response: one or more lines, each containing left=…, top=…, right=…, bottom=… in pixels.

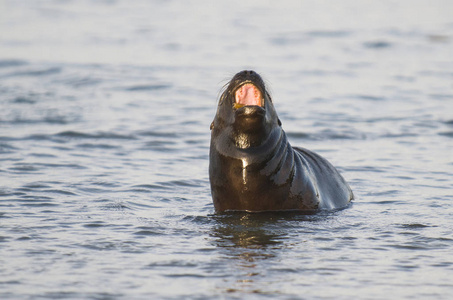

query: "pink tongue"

left=235, top=84, right=262, bottom=106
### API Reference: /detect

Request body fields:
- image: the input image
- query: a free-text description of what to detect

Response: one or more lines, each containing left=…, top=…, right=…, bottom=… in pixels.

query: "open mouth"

left=233, top=83, right=264, bottom=109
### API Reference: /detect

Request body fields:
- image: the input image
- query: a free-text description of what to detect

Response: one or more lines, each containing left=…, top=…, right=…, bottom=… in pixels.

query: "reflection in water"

left=210, top=212, right=321, bottom=295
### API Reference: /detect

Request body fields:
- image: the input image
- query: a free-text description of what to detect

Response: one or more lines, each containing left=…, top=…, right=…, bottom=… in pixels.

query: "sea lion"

left=209, top=70, right=353, bottom=213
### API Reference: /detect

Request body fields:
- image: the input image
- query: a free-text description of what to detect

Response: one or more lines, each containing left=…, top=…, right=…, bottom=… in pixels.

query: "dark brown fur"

left=209, top=70, right=353, bottom=212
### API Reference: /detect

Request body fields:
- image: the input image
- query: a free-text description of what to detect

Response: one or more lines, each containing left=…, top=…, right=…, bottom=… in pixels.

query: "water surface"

left=1, top=1, right=453, bottom=299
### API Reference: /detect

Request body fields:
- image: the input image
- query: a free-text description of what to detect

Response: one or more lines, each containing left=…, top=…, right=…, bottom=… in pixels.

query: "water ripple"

left=123, top=83, right=171, bottom=91
left=56, top=131, right=137, bottom=140
left=0, top=59, right=28, bottom=68
left=4, top=67, right=62, bottom=77
left=363, top=40, right=393, bottom=49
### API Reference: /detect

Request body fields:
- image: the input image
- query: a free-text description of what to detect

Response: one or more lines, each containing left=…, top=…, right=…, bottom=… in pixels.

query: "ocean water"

left=1, top=0, right=453, bottom=299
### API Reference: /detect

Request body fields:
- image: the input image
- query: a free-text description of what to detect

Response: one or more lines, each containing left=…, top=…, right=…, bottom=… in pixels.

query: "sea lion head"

left=211, top=70, right=281, bottom=149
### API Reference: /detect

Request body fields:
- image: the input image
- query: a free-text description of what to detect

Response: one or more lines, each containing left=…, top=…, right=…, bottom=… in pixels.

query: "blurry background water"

left=1, top=0, right=452, bottom=299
